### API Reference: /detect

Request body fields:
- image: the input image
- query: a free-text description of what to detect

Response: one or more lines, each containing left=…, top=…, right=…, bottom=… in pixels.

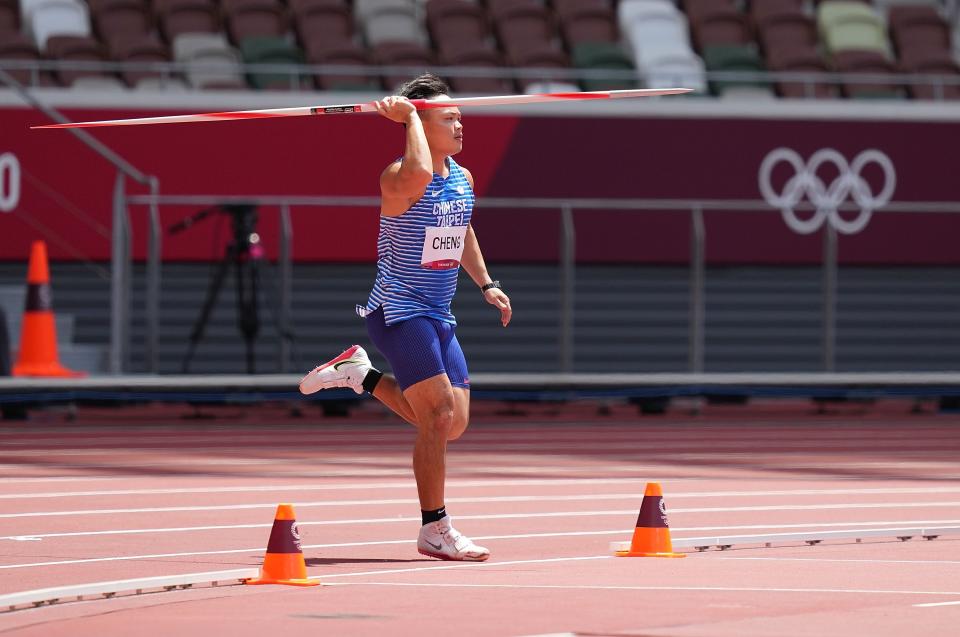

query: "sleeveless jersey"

left=359, top=157, right=475, bottom=325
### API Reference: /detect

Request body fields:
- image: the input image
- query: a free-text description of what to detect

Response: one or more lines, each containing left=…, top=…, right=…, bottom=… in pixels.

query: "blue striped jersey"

left=358, top=157, right=475, bottom=326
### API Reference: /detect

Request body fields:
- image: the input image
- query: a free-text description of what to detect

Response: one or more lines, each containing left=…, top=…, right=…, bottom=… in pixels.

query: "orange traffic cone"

left=13, top=241, right=85, bottom=378
left=614, top=482, right=686, bottom=558
left=245, top=504, right=320, bottom=586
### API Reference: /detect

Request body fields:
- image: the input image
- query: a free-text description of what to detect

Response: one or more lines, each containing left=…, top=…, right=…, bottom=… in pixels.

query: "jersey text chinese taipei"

left=359, top=158, right=474, bottom=325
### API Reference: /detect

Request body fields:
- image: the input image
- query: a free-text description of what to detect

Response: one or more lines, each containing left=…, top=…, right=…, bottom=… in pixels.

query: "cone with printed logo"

left=245, top=504, right=320, bottom=586
left=13, top=241, right=85, bottom=378
left=613, top=482, right=686, bottom=558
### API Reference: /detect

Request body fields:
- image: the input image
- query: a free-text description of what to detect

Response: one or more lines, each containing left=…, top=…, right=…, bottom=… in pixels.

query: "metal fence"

left=3, top=60, right=960, bottom=99
left=121, top=193, right=960, bottom=376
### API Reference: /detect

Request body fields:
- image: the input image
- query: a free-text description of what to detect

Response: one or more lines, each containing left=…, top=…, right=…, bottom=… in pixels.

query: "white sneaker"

left=417, top=516, right=490, bottom=562
left=298, top=345, right=371, bottom=395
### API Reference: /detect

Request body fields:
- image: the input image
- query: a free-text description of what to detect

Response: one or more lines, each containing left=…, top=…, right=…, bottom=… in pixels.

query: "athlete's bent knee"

left=422, top=404, right=456, bottom=438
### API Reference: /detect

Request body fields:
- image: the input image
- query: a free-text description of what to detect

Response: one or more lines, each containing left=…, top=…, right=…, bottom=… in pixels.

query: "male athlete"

left=299, top=74, right=512, bottom=562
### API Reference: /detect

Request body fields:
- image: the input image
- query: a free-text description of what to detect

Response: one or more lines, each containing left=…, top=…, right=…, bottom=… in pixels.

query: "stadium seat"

left=109, top=33, right=171, bottom=87
left=172, top=32, right=246, bottom=88
left=291, top=0, right=352, bottom=51
left=703, top=43, right=770, bottom=95
left=767, top=46, right=836, bottom=98
left=491, top=0, right=557, bottom=59
left=426, top=0, right=489, bottom=55
left=439, top=44, right=514, bottom=93
left=306, top=41, right=381, bottom=90
left=1, top=0, right=21, bottom=33
left=155, top=0, right=219, bottom=43
left=818, top=1, right=891, bottom=57
left=0, top=32, right=57, bottom=85
left=45, top=34, right=110, bottom=86
left=222, top=0, right=287, bottom=45
left=899, top=48, right=960, bottom=99
left=691, top=6, right=753, bottom=52
left=88, top=0, right=150, bottom=50
left=25, top=0, right=91, bottom=50
left=751, top=0, right=815, bottom=51
left=554, top=0, right=618, bottom=50
left=240, top=36, right=302, bottom=90
left=888, top=5, right=951, bottom=58
left=832, top=49, right=904, bottom=97
left=571, top=41, right=636, bottom=90
left=372, top=41, right=434, bottom=91
left=510, top=44, right=570, bottom=92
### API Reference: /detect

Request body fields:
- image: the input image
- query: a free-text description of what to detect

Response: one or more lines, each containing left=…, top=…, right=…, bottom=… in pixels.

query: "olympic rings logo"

left=0, top=152, right=21, bottom=213
left=758, top=148, right=896, bottom=235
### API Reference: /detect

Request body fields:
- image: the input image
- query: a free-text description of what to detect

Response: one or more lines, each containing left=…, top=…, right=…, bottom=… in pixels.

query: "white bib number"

left=421, top=225, right=467, bottom=270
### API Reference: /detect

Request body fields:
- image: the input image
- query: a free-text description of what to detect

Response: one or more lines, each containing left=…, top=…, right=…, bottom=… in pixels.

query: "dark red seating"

left=767, top=46, right=835, bottom=98
left=222, top=0, right=287, bottom=44
left=0, top=33, right=57, bottom=85
left=154, top=0, right=220, bottom=42
left=692, top=7, right=753, bottom=51
left=89, top=0, right=151, bottom=51
left=109, top=33, right=171, bottom=87
left=832, top=50, right=903, bottom=99
left=290, top=0, right=353, bottom=51
left=0, top=0, right=19, bottom=34
left=306, top=41, right=381, bottom=91
left=554, top=0, right=617, bottom=49
left=46, top=35, right=112, bottom=86
left=899, top=48, right=960, bottom=100
left=426, top=0, right=489, bottom=56
left=373, top=41, right=435, bottom=92
left=510, top=44, right=570, bottom=91
left=440, top=44, right=514, bottom=93
left=489, top=0, right=556, bottom=58
left=888, top=6, right=951, bottom=59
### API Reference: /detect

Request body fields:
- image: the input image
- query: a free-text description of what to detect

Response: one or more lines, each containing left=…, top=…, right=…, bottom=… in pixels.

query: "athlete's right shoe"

left=298, top=345, right=371, bottom=395
left=417, top=516, right=490, bottom=562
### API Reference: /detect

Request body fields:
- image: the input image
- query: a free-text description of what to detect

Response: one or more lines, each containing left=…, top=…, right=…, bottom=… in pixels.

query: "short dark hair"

left=397, top=73, right=450, bottom=100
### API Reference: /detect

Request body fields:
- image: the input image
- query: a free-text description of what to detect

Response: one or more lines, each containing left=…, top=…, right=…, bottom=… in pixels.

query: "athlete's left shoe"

left=417, top=516, right=490, bottom=562
left=299, top=345, right=371, bottom=395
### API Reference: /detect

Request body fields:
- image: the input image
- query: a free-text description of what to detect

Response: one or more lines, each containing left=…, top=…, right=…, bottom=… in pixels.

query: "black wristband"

left=481, top=280, right=501, bottom=292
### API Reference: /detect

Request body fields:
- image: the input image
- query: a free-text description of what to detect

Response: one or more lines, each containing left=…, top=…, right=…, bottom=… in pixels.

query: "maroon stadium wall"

left=1, top=106, right=957, bottom=265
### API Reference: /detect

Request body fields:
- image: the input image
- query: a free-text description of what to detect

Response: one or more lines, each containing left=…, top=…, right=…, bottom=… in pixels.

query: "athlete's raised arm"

left=377, top=96, right=433, bottom=206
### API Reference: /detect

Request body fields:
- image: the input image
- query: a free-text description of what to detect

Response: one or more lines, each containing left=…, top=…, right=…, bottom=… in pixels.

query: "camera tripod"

left=170, top=204, right=294, bottom=374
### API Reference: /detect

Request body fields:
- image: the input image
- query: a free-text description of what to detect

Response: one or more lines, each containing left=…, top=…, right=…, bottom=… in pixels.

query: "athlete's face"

left=421, top=96, right=463, bottom=156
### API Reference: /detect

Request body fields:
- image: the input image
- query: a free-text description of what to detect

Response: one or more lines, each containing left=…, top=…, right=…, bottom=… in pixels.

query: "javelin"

left=31, top=88, right=691, bottom=129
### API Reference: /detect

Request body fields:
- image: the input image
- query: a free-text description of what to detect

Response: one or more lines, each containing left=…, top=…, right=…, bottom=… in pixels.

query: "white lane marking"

left=721, top=557, right=960, bottom=565
left=5, top=514, right=960, bottom=542
left=5, top=498, right=960, bottom=520
left=0, top=478, right=652, bottom=500
left=325, top=582, right=960, bottom=597
left=0, top=476, right=121, bottom=484
left=4, top=484, right=960, bottom=501
left=914, top=600, right=960, bottom=607
left=319, top=555, right=613, bottom=580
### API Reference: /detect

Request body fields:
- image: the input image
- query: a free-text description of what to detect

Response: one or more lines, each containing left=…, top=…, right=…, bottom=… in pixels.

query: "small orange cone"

left=13, top=241, right=85, bottom=378
left=245, top=504, right=320, bottom=586
left=615, top=482, right=686, bottom=558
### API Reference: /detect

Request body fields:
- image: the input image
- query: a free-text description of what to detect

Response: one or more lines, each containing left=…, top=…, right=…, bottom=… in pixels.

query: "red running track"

left=1, top=400, right=959, bottom=636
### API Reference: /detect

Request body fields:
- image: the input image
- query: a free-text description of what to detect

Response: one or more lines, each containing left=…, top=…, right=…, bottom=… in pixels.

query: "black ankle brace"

left=361, top=368, right=383, bottom=393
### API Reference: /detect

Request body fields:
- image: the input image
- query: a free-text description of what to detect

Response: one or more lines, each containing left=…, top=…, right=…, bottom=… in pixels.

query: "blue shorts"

left=365, top=306, right=470, bottom=392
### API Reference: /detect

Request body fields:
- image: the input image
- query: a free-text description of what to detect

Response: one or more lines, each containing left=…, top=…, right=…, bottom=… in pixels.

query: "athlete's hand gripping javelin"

left=374, top=95, right=418, bottom=123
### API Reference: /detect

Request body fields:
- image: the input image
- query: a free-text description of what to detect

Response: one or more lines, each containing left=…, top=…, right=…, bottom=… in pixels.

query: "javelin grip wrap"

left=635, top=495, right=670, bottom=529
